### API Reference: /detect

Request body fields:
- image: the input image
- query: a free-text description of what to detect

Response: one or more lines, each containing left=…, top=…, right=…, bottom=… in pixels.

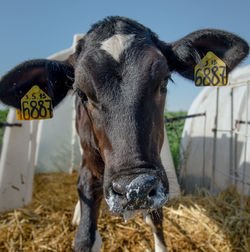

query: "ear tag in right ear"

left=17, top=85, right=53, bottom=120
left=194, top=51, right=228, bottom=86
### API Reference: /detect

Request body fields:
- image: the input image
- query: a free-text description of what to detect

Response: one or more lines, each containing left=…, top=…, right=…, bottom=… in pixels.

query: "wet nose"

left=107, top=173, right=168, bottom=212
left=112, top=174, right=158, bottom=200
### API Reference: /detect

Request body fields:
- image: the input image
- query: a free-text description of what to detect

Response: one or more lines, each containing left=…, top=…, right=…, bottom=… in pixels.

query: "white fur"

left=145, top=215, right=169, bottom=252
left=72, top=200, right=81, bottom=225
left=101, top=34, right=135, bottom=62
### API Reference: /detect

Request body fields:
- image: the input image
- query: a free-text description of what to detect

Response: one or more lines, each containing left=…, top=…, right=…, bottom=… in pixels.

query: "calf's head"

left=74, top=33, right=171, bottom=213
left=0, top=17, right=248, bottom=214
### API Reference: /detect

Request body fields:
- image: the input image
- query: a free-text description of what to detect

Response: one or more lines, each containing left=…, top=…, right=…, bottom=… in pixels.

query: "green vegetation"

left=165, top=111, right=187, bottom=177
left=0, top=110, right=9, bottom=146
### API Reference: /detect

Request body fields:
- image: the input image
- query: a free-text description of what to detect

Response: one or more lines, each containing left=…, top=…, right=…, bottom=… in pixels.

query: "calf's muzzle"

left=105, top=172, right=169, bottom=213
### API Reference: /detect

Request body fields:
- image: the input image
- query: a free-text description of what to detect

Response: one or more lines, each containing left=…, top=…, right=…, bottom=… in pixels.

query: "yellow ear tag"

left=16, top=85, right=53, bottom=120
left=194, top=51, right=228, bottom=86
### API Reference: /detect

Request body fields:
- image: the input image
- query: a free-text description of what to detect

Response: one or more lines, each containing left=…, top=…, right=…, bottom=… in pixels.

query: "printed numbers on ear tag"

left=16, top=85, right=53, bottom=120
left=194, top=52, right=228, bottom=87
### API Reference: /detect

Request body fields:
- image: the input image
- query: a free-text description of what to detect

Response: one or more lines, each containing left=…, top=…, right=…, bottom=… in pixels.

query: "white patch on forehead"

left=101, top=34, right=135, bottom=62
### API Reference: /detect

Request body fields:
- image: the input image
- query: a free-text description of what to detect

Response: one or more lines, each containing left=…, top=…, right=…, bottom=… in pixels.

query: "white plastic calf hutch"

left=0, top=35, right=180, bottom=212
left=180, top=65, right=250, bottom=196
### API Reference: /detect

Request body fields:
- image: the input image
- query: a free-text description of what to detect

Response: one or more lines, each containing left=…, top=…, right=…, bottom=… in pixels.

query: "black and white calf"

left=0, top=16, right=248, bottom=252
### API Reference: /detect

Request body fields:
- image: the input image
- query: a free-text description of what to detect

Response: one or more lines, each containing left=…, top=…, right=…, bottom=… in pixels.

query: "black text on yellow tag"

left=194, top=52, right=228, bottom=87
left=17, top=85, right=53, bottom=120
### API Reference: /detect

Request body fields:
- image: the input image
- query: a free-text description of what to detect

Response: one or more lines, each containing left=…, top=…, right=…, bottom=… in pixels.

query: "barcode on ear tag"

left=16, top=85, right=53, bottom=120
left=194, top=52, right=228, bottom=86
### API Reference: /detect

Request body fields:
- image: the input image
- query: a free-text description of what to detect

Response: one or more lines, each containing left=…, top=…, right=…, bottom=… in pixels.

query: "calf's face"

left=74, top=39, right=170, bottom=213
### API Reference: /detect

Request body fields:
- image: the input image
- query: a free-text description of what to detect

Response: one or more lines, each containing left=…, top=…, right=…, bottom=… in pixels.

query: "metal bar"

left=235, top=120, right=250, bottom=125
left=214, top=127, right=250, bottom=136
left=234, top=131, right=238, bottom=186
left=0, top=121, right=22, bottom=127
left=233, top=130, right=250, bottom=137
left=215, top=167, right=250, bottom=186
left=230, top=88, right=234, bottom=185
left=241, top=84, right=249, bottom=208
left=202, top=114, right=207, bottom=187
left=211, top=87, right=219, bottom=193
left=212, top=129, right=231, bottom=133
left=229, top=80, right=250, bottom=88
left=164, top=112, right=206, bottom=123
left=234, top=170, right=250, bottom=179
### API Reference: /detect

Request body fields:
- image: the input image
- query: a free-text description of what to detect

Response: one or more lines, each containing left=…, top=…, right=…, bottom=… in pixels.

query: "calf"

left=0, top=16, right=248, bottom=252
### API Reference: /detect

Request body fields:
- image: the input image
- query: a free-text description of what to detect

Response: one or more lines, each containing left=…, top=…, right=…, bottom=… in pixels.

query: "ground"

left=0, top=172, right=249, bottom=252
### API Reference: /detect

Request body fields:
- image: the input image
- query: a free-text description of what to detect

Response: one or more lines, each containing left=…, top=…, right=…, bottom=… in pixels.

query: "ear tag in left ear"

left=17, top=85, right=53, bottom=120
left=194, top=51, right=228, bottom=87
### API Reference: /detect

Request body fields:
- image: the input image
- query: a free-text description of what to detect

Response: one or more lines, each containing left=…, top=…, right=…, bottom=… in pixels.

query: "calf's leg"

left=145, top=208, right=168, bottom=252
left=74, top=166, right=103, bottom=252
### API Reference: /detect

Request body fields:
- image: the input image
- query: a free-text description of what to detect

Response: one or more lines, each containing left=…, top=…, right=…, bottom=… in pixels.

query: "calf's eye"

left=76, top=88, right=88, bottom=104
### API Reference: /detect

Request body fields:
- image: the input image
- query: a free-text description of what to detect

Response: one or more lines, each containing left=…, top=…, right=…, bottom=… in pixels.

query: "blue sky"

left=0, top=0, right=250, bottom=111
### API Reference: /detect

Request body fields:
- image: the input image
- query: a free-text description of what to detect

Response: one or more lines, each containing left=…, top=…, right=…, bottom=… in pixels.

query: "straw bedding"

left=0, top=172, right=249, bottom=252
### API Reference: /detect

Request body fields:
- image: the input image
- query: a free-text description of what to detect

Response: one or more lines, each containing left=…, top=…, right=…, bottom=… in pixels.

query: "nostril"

left=111, top=182, right=125, bottom=196
left=148, top=187, right=157, bottom=197
left=112, top=187, right=123, bottom=196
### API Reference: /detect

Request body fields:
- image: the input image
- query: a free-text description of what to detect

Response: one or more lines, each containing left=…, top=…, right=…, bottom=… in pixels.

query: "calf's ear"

left=163, top=29, right=249, bottom=80
left=0, top=59, right=74, bottom=108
